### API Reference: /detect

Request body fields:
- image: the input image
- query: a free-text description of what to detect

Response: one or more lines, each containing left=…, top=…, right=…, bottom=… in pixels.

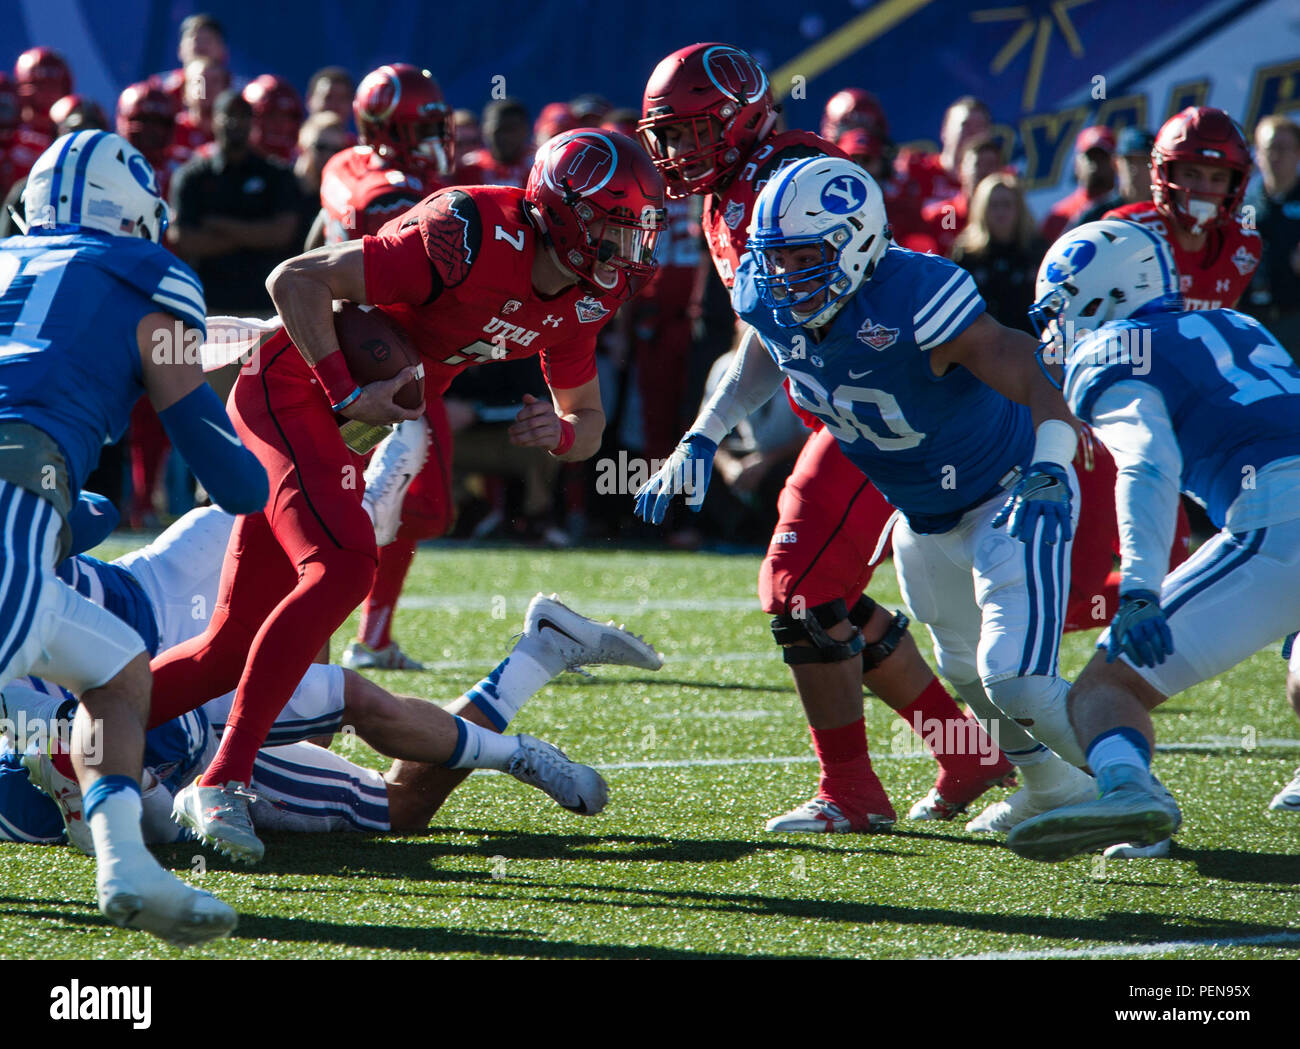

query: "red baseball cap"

left=1076, top=125, right=1116, bottom=154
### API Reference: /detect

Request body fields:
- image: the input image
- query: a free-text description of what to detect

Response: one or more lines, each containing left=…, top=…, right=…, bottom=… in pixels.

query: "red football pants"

left=148, top=332, right=377, bottom=785
left=758, top=426, right=896, bottom=614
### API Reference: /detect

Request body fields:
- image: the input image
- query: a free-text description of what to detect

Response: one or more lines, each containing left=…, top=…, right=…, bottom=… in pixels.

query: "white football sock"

left=443, top=717, right=521, bottom=770
left=462, top=637, right=561, bottom=731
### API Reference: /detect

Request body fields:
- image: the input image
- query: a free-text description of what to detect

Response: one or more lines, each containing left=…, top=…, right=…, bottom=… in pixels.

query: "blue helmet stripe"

left=1129, top=220, right=1176, bottom=302
left=68, top=131, right=108, bottom=226
left=46, top=132, right=82, bottom=226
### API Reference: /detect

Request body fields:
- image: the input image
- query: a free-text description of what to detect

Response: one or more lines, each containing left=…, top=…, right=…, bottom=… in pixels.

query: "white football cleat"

left=1007, top=767, right=1180, bottom=862
left=1103, top=838, right=1172, bottom=859
left=98, top=855, right=237, bottom=947
left=764, top=797, right=895, bottom=834
left=22, top=745, right=94, bottom=856
left=173, top=781, right=265, bottom=863
left=507, top=735, right=608, bottom=815
left=1268, top=767, right=1300, bottom=812
left=966, top=764, right=1096, bottom=834
left=342, top=639, right=426, bottom=671
left=524, top=593, right=663, bottom=672
left=362, top=416, right=429, bottom=547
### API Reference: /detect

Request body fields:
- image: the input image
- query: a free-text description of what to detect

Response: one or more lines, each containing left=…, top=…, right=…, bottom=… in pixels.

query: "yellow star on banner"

left=973, top=0, right=1093, bottom=111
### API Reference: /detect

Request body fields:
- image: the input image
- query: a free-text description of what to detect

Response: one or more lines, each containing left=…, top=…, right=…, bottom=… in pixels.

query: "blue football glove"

left=633, top=433, right=717, bottom=525
left=991, top=461, right=1073, bottom=544
left=1106, top=589, right=1174, bottom=667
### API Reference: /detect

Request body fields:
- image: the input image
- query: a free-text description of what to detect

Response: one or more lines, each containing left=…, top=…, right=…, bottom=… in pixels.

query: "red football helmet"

left=525, top=129, right=667, bottom=301
left=244, top=74, right=304, bottom=161
left=0, top=74, right=17, bottom=143
left=117, top=82, right=176, bottom=159
left=49, top=94, right=108, bottom=135
left=534, top=102, right=579, bottom=147
left=14, top=48, right=72, bottom=126
left=821, top=88, right=889, bottom=142
left=638, top=42, right=777, bottom=198
left=1151, top=106, right=1252, bottom=233
left=354, top=64, right=454, bottom=176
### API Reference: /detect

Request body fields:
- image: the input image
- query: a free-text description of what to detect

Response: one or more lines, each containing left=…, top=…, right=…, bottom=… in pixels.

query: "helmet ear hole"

left=1079, top=297, right=1103, bottom=318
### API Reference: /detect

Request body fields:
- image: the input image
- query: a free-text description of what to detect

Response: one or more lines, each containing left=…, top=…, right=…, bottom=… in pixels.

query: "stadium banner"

left=8, top=0, right=1298, bottom=216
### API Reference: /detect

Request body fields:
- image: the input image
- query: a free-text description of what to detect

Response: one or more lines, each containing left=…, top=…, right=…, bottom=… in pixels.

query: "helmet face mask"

left=639, top=43, right=776, bottom=199
left=526, top=129, right=667, bottom=301
left=747, top=156, right=890, bottom=329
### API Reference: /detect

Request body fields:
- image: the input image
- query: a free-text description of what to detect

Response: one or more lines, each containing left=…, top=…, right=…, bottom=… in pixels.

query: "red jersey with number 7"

left=360, top=184, right=623, bottom=397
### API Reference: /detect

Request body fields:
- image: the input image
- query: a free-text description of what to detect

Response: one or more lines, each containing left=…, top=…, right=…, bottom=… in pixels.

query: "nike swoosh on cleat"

left=537, top=618, right=580, bottom=644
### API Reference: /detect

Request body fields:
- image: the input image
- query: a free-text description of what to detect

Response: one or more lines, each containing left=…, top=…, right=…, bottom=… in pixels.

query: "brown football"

left=332, top=302, right=423, bottom=410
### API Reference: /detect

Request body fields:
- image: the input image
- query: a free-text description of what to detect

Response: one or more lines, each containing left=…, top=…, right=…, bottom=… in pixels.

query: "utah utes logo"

left=1045, top=239, right=1097, bottom=283
left=545, top=132, right=616, bottom=197
left=358, top=66, right=402, bottom=121
left=703, top=45, right=768, bottom=103
left=820, top=176, right=867, bottom=214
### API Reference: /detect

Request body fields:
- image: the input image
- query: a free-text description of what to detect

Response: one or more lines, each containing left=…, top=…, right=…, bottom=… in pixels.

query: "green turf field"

left=5, top=540, right=1299, bottom=960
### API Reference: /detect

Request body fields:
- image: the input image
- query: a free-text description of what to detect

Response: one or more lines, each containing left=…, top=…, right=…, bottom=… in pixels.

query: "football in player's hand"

left=333, top=302, right=423, bottom=410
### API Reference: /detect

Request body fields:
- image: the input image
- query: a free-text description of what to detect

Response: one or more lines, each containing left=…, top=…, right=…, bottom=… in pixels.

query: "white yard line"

left=947, top=932, right=1300, bottom=960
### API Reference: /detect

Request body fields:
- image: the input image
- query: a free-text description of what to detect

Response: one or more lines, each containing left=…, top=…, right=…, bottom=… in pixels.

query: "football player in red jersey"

left=146, top=130, right=666, bottom=862
left=8, top=48, right=73, bottom=187
left=117, top=82, right=190, bottom=199
left=307, top=63, right=458, bottom=670
left=897, top=95, right=991, bottom=210
left=637, top=42, right=1014, bottom=834
left=1065, top=108, right=1261, bottom=640
left=244, top=75, right=304, bottom=164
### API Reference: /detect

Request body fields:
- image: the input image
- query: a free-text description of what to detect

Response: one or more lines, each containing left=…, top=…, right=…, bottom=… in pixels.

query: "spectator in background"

left=1041, top=124, right=1116, bottom=242
left=454, top=108, right=482, bottom=154
left=837, top=127, right=928, bottom=250
left=0, top=74, right=18, bottom=194
left=1074, top=126, right=1155, bottom=226
left=306, top=66, right=355, bottom=126
left=1244, top=114, right=1300, bottom=358
left=156, top=12, right=230, bottom=106
left=920, top=133, right=1003, bottom=256
left=897, top=95, right=991, bottom=207
left=950, top=173, right=1045, bottom=333
left=534, top=101, right=578, bottom=146
left=175, top=57, right=230, bottom=152
left=570, top=93, right=612, bottom=124
left=169, top=89, right=302, bottom=315
left=457, top=98, right=532, bottom=186
left=293, top=111, right=350, bottom=248
left=244, top=74, right=304, bottom=163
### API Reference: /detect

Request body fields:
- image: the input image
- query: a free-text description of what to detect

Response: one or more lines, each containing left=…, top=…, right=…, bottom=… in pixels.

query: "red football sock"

left=898, top=677, right=1003, bottom=780
left=204, top=551, right=374, bottom=786
left=810, top=718, right=894, bottom=824
left=358, top=538, right=416, bottom=650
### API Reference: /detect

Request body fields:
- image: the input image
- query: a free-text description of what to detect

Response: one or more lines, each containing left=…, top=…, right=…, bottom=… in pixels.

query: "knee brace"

left=859, top=601, right=911, bottom=673
left=771, top=596, right=865, bottom=666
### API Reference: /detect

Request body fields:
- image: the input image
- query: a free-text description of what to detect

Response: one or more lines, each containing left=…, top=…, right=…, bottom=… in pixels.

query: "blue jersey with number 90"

left=733, top=245, right=1034, bottom=532
left=1064, top=308, right=1300, bottom=527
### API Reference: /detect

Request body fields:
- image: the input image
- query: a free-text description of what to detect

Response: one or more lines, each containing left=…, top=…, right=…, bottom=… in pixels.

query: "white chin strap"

left=592, top=264, right=619, bottom=290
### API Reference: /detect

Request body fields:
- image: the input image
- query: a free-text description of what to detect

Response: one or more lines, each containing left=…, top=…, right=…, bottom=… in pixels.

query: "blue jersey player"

left=0, top=130, right=269, bottom=945
left=1008, top=219, right=1300, bottom=862
left=639, top=155, right=1097, bottom=831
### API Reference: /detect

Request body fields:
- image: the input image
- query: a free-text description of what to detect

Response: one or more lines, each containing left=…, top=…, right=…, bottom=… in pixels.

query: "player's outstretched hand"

left=1107, top=589, right=1174, bottom=667
left=991, top=462, right=1073, bottom=544
left=509, top=393, right=563, bottom=449
left=339, top=367, right=425, bottom=426
left=633, top=433, right=717, bottom=525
